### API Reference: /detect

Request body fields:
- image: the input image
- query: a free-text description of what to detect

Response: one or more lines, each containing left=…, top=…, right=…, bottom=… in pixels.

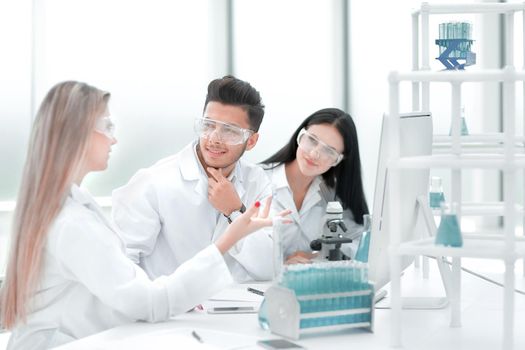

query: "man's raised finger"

left=207, top=167, right=225, bottom=182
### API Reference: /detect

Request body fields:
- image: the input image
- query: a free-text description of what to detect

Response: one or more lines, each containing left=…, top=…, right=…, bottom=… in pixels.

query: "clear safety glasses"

left=94, top=116, right=116, bottom=139
left=194, top=117, right=254, bottom=145
left=297, top=128, right=343, bottom=166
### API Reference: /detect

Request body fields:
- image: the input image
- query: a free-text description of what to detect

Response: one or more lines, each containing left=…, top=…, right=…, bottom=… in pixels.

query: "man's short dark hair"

left=204, top=75, right=265, bottom=132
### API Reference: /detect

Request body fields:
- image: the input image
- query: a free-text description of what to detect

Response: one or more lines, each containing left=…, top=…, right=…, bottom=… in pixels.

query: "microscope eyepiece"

left=310, top=239, right=322, bottom=251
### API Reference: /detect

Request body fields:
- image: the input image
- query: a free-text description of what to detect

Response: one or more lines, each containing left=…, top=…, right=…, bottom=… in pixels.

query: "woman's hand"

left=285, top=251, right=318, bottom=265
left=215, top=196, right=291, bottom=254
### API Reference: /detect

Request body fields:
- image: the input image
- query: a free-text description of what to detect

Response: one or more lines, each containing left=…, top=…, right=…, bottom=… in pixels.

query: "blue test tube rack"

left=264, top=261, right=374, bottom=340
left=435, top=22, right=475, bottom=70
left=435, top=39, right=476, bottom=70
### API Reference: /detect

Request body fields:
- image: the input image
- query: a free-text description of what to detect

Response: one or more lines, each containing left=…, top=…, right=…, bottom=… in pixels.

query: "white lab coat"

left=264, top=163, right=363, bottom=259
left=112, top=142, right=273, bottom=282
left=7, top=185, right=233, bottom=350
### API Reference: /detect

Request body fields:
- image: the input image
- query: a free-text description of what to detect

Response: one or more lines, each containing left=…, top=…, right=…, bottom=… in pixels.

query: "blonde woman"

left=0, top=81, right=285, bottom=350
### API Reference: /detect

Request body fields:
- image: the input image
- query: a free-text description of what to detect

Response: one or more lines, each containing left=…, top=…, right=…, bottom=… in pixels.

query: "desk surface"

left=54, top=261, right=525, bottom=350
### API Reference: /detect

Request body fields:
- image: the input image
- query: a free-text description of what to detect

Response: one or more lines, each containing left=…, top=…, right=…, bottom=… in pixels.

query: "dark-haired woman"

left=261, top=108, right=369, bottom=264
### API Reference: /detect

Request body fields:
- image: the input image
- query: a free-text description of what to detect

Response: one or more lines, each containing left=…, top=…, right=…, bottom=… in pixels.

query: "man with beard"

left=112, top=76, right=273, bottom=282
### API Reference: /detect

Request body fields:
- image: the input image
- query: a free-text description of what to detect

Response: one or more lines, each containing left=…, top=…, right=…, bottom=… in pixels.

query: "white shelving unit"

left=388, top=3, right=525, bottom=349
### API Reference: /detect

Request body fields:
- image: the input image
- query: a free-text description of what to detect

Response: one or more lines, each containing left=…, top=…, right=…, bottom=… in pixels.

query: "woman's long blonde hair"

left=0, top=81, right=110, bottom=328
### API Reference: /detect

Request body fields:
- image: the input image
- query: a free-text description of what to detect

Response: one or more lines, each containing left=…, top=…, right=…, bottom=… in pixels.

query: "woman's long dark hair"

left=261, top=108, right=369, bottom=224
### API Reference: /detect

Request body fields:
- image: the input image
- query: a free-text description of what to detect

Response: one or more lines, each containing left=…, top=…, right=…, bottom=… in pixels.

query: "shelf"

left=394, top=233, right=525, bottom=259
left=391, top=154, right=525, bottom=169
left=433, top=146, right=525, bottom=155
left=461, top=202, right=524, bottom=216
left=432, top=202, right=525, bottom=216
left=391, top=3, right=525, bottom=349
left=433, top=134, right=525, bottom=154
left=434, top=134, right=525, bottom=143
left=415, top=2, right=525, bottom=15
left=390, top=68, right=525, bottom=83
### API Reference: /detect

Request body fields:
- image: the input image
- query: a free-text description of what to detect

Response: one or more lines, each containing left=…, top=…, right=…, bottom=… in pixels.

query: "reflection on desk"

left=80, top=328, right=257, bottom=350
left=54, top=265, right=525, bottom=350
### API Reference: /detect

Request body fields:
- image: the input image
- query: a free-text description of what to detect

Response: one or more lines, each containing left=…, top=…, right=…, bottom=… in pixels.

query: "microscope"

left=310, top=201, right=353, bottom=261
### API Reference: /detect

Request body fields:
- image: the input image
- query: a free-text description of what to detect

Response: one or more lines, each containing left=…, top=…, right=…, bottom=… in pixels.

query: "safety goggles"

left=194, top=117, right=254, bottom=145
left=297, top=128, right=343, bottom=166
left=94, top=116, right=115, bottom=139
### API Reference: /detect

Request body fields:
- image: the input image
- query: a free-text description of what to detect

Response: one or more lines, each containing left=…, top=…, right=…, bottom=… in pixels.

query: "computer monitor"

left=368, top=112, right=433, bottom=292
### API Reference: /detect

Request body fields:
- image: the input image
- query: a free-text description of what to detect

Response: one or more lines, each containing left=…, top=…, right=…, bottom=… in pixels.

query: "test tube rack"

left=264, top=263, right=374, bottom=340
left=435, top=22, right=475, bottom=70
left=435, top=38, right=476, bottom=70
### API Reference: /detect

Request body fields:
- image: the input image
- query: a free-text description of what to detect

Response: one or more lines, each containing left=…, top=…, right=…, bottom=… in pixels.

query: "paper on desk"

left=96, top=328, right=258, bottom=350
left=208, top=286, right=265, bottom=302
left=96, top=333, right=218, bottom=350
left=202, top=300, right=260, bottom=312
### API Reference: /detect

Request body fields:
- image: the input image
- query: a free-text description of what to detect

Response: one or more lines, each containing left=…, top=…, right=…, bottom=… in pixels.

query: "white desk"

left=53, top=261, right=525, bottom=350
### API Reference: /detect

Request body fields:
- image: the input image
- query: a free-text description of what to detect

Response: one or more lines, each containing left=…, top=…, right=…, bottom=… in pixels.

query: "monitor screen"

left=368, top=112, right=433, bottom=292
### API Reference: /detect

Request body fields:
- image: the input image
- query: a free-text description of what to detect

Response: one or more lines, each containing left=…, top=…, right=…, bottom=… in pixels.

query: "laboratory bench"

left=45, top=260, right=525, bottom=350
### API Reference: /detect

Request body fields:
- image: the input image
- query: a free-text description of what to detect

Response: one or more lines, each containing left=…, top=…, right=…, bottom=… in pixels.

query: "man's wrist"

left=224, top=203, right=246, bottom=224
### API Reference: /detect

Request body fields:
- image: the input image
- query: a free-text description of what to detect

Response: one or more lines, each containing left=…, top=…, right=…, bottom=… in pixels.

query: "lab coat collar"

left=70, top=184, right=94, bottom=206
left=179, top=141, right=204, bottom=181
left=273, top=163, right=323, bottom=193
left=270, top=163, right=322, bottom=193
left=178, top=142, right=208, bottom=197
left=271, top=163, right=323, bottom=214
left=69, top=184, right=124, bottom=244
left=271, top=163, right=290, bottom=191
left=301, top=176, right=323, bottom=213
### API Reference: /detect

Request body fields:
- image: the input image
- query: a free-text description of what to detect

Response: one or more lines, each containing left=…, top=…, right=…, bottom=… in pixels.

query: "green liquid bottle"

left=435, top=202, right=463, bottom=247
left=429, top=176, right=446, bottom=209
left=449, top=106, right=469, bottom=136
left=355, top=214, right=371, bottom=263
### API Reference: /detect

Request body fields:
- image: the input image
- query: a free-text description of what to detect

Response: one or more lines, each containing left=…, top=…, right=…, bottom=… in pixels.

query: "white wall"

left=0, top=0, right=32, bottom=200
left=35, top=0, right=213, bottom=196
left=233, top=0, right=344, bottom=163
left=4, top=0, right=346, bottom=197
left=0, top=0, right=519, bottom=274
left=0, top=0, right=32, bottom=274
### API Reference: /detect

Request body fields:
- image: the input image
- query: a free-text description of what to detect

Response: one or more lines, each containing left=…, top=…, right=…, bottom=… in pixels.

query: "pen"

left=192, top=330, right=203, bottom=343
left=247, top=287, right=265, bottom=296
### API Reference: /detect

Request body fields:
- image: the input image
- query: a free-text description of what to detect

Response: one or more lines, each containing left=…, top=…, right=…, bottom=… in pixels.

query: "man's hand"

left=207, top=167, right=243, bottom=215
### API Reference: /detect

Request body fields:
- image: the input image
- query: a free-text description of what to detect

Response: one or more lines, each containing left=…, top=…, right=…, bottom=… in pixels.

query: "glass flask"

left=354, top=214, right=371, bottom=263
left=435, top=202, right=463, bottom=247
left=429, top=176, right=446, bottom=209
